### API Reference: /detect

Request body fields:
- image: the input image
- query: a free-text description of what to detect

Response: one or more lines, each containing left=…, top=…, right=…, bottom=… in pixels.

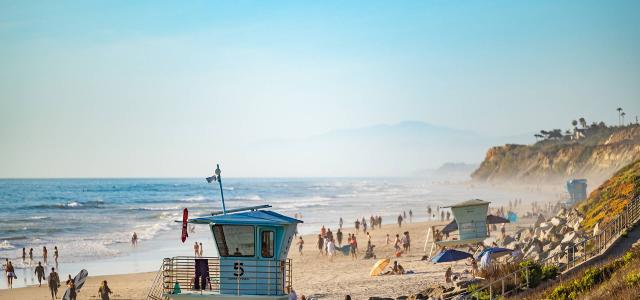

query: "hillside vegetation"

left=472, top=124, right=640, bottom=185
left=577, top=159, right=640, bottom=230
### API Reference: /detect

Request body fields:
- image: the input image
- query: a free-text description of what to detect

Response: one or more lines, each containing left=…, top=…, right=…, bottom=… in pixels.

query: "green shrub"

left=519, top=260, right=543, bottom=288
left=626, top=273, right=640, bottom=287
left=466, top=284, right=490, bottom=300
left=542, top=265, right=559, bottom=280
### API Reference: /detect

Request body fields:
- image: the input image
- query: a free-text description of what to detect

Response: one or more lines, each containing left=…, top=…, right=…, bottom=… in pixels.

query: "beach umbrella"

left=370, top=258, right=390, bottom=276
left=476, top=247, right=512, bottom=259
left=486, top=215, right=510, bottom=224
left=431, top=249, right=473, bottom=263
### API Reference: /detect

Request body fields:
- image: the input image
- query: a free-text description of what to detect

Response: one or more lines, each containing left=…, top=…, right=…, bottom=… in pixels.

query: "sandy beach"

left=0, top=215, right=532, bottom=300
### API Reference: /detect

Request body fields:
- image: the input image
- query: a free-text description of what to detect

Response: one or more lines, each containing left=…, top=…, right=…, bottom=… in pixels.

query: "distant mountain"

left=233, top=121, right=532, bottom=177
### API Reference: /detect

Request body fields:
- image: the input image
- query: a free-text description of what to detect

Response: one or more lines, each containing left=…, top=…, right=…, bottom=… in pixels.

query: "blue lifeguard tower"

left=147, top=165, right=302, bottom=300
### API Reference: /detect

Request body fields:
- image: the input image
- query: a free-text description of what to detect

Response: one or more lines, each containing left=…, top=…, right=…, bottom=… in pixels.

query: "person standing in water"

left=43, top=246, right=48, bottom=265
left=35, top=261, right=45, bottom=286
left=54, top=246, right=59, bottom=265
left=199, top=242, right=203, bottom=256
left=339, top=217, right=343, bottom=229
left=131, top=232, right=138, bottom=247
left=98, top=280, right=113, bottom=300
left=409, top=210, right=413, bottom=223
left=22, top=248, right=26, bottom=263
left=29, top=248, right=34, bottom=265
left=48, top=267, right=60, bottom=300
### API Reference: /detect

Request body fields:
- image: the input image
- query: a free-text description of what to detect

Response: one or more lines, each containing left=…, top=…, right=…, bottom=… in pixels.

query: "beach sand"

left=0, top=216, right=533, bottom=300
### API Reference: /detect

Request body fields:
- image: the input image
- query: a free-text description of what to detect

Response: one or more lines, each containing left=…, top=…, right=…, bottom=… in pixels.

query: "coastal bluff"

left=471, top=124, right=640, bottom=185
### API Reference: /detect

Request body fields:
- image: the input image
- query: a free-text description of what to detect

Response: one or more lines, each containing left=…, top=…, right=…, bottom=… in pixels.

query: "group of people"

left=21, top=246, right=59, bottom=266
left=3, top=258, right=113, bottom=300
left=193, top=242, right=205, bottom=257
left=353, top=215, right=383, bottom=233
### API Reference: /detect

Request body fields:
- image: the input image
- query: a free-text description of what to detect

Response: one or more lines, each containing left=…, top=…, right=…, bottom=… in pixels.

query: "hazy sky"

left=1, top=1, right=639, bottom=177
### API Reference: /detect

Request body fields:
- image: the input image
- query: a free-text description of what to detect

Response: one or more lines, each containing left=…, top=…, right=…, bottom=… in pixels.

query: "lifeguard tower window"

left=212, top=225, right=255, bottom=257
left=261, top=230, right=274, bottom=258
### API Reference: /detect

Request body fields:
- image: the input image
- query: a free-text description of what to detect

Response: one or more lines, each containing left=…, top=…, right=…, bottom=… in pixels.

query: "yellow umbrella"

left=370, top=258, right=390, bottom=276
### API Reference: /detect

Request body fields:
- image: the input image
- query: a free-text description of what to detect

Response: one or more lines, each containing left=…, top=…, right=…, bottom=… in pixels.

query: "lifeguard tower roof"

left=444, top=199, right=491, bottom=208
left=188, top=210, right=303, bottom=225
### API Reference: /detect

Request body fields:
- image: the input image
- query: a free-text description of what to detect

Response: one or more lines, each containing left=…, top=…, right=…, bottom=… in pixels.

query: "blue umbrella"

left=476, top=247, right=511, bottom=259
left=431, top=249, right=473, bottom=263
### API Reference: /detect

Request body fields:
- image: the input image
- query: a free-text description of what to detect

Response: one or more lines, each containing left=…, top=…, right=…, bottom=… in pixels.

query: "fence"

left=147, top=256, right=292, bottom=299
left=456, top=196, right=640, bottom=300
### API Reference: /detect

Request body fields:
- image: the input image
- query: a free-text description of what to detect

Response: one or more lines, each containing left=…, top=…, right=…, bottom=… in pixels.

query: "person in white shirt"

left=326, top=239, right=336, bottom=262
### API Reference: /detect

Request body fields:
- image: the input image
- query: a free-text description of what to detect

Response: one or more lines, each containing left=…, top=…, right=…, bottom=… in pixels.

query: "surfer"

left=35, top=262, right=45, bottom=286
left=98, top=280, right=113, bottom=300
left=48, top=267, right=60, bottom=300
left=65, top=275, right=77, bottom=300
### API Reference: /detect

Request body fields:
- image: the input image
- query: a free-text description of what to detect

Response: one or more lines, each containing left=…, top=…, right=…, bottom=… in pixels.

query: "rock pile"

left=499, top=207, right=586, bottom=263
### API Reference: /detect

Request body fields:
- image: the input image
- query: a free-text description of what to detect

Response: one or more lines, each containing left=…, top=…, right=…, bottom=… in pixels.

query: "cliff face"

left=471, top=125, right=640, bottom=184
left=577, top=159, right=640, bottom=230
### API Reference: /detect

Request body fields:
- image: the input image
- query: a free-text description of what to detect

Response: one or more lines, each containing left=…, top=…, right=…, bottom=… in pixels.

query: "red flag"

left=181, top=208, right=189, bottom=243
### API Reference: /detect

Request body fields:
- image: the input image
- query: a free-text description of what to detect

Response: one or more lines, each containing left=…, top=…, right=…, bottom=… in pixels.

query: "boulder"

left=550, top=217, right=566, bottom=226
left=561, top=231, right=577, bottom=244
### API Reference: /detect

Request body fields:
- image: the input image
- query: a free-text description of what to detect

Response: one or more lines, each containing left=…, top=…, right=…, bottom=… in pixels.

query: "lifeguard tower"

left=425, top=199, right=490, bottom=257
left=147, top=165, right=302, bottom=300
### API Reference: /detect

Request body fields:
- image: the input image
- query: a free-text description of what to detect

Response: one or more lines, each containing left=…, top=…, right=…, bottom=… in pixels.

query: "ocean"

left=0, top=178, right=540, bottom=289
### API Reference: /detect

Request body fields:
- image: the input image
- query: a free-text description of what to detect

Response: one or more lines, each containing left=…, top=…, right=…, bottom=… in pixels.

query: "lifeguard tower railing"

left=147, top=256, right=292, bottom=299
left=430, top=223, right=488, bottom=244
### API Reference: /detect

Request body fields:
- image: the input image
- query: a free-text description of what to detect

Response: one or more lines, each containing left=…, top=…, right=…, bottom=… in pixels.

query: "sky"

left=1, top=1, right=639, bottom=177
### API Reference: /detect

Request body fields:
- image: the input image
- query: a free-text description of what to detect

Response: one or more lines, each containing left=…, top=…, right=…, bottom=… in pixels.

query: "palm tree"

left=621, top=112, right=626, bottom=125
left=579, top=117, right=587, bottom=128
left=617, top=107, right=623, bottom=125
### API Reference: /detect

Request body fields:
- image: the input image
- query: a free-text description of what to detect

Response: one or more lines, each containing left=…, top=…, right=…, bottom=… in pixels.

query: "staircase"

left=147, top=258, right=171, bottom=300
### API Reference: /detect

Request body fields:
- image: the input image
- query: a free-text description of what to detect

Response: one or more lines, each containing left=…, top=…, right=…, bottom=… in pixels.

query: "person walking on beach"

left=393, top=234, right=402, bottom=252
left=336, top=229, right=343, bottom=247
left=98, top=280, right=113, bottom=300
left=317, top=234, right=324, bottom=256
left=5, top=260, right=15, bottom=288
left=199, top=242, right=203, bottom=256
left=326, top=238, right=335, bottom=262
left=349, top=235, right=358, bottom=259
left=339, top=217, right=343, bottom=229
left=43, top=246, right=48, bottom=265
left=194, top=242, right=200, bottom=257
left=378, top=216, right=382, bottom=229
left=296, top=236, right=304, bottom=255
left=35, top=261, right=45, bottom=286
left=362, top=217, right=367, bottom=233
left=54, top=246, right=59, bottom=264
left=402, top=232, right=411, bottom=252
left=354, top=220, right=360, bottom=233
left=320, top=225, right=326, bottom=238
left=397, top=214, right=403, bottom=227
left=131, top=232, right=138, bottom=247
left=66, top=274, right=77, bottom=300
left=48, top=267, right=60, bottom=299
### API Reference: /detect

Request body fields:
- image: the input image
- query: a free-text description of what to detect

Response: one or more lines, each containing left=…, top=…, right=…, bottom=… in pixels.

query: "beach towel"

left=194, top=259, right=209, bottom=290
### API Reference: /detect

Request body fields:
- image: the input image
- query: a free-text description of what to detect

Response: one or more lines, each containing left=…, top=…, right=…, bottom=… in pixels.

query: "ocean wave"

left=179, top=195, right=207, bottom=202
left=26, top=200, right=105, bottom=210
left=0, top=240, right=16, bottom=250
left=135, top=222, right=174, bottom=240
left=134, top=206, right=180, bottom=211
left=235, top=195, right=263, bottom=201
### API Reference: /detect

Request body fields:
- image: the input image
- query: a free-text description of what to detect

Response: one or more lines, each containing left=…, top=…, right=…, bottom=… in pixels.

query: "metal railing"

left=457, top=196, right=640, bottom=300
left=147, top=256, right=292, bottom=299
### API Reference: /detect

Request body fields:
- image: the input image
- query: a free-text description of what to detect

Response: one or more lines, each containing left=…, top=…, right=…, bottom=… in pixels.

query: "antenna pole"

left=216, top=164, right=226, bottom=214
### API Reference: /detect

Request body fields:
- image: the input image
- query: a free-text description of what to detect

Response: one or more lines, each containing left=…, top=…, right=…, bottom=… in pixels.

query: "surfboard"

left=181, top=208, right=189, bottom=243
left=62, top=269, right=88, bottom=300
